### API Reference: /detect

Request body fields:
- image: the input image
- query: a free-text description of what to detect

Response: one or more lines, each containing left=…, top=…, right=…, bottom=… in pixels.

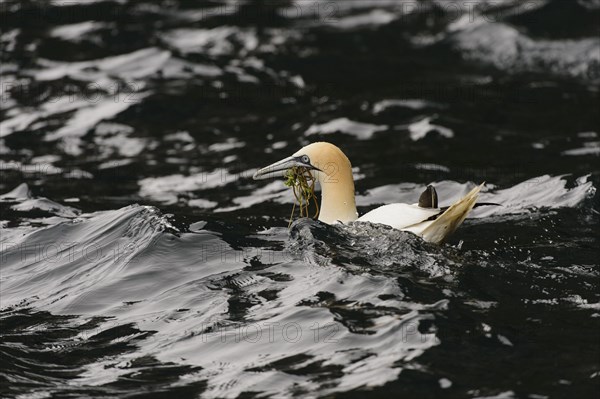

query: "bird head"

left=252, top=142, right=351, bottom=183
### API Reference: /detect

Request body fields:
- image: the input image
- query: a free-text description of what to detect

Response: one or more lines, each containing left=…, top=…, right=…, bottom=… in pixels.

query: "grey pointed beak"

left=253, top=156, right=302, bottom=180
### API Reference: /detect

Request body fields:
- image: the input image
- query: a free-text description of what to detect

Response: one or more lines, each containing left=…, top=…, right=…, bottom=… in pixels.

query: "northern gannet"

left=253, top=142, right=483, bottom=244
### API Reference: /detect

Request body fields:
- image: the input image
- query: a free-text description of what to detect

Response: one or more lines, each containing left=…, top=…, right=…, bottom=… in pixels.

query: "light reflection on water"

left=1, top=0, right=599, bottom=398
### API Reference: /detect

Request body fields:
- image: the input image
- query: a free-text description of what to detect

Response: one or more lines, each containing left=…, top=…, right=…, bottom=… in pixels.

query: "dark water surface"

left=1, top=1, right=599, bottom=398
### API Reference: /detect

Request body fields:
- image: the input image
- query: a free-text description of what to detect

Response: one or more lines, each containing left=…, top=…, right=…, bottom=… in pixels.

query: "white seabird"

left=253, top=142, right=483, bottom=244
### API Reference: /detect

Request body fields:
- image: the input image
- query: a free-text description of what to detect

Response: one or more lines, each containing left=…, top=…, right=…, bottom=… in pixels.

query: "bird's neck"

left=317, top=166, right=358, bottom=224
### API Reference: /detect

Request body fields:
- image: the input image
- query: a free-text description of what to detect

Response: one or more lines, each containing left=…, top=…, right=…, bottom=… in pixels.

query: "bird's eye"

left=301, top=155, right=310, bottom=164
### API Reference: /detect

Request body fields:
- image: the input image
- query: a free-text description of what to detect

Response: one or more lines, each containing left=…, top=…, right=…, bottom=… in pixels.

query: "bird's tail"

left=421, top=183, right=484, bottom=244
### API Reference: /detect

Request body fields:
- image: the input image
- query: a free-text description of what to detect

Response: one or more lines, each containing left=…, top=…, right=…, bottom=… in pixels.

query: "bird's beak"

left=253, top=156, right=304, bottom=180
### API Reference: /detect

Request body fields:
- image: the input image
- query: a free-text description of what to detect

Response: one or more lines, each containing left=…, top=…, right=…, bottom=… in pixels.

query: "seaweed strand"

left=285, top=166, right=319, bottom=227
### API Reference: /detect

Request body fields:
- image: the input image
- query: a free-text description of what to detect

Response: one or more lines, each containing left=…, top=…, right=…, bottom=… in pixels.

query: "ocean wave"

left=0, top=195, right=443, bottom=397
left=357, top=175, right=595, bottom=218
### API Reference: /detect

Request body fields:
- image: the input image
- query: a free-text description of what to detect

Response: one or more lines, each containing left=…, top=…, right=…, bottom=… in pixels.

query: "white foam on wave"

left=313, top=0, right=409, bottom=13
left=405, top=116, right=454, bottom=141
left=163, top=27, right=258, bottom=56
left=138, top=169, right=253, bottom=204
left=0, top=183, right=32, bottom=201
left=333, top=9, right=397, bottom=30
left=214, top=181, right=291, bottom=213
left=164, top=131, right=195, bottom=143
left=562, top=141, right=600, bottom=156
left=50, top=21, right=106, bottom=41
left=1, top=95, right=90, bottom=138
left=306, top=117, right=387, bottom=140
left=45, top=95, right=148, bottom=142
left=476, top=174, right=595, bottom=218
left=34, top=47, right=171, bottom=82
left=188, top=198, right=218, bottom=209
left=1, top=183, right=81, bottom=219
left=208, top=138, right=246, bottom=152
left=373, top=99, right=446, bottom=114
left=1, top=29, right=19, bottom=55
left=0, top=160, right=63, bottom=176
left=50, top=0, right=126, bottom=5
left=94, top=130, right=147, bottom=158
left=449, top=22, right=600, bottom=81
left=11, top=198, right=81, bottom=218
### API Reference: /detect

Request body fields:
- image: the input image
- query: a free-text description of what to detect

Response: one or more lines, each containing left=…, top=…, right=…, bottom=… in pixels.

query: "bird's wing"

left=357, top=203, right=441, bottom=230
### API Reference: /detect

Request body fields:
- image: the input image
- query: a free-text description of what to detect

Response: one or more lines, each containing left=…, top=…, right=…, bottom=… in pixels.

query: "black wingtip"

left=419, top=185, right=438, bottom=208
